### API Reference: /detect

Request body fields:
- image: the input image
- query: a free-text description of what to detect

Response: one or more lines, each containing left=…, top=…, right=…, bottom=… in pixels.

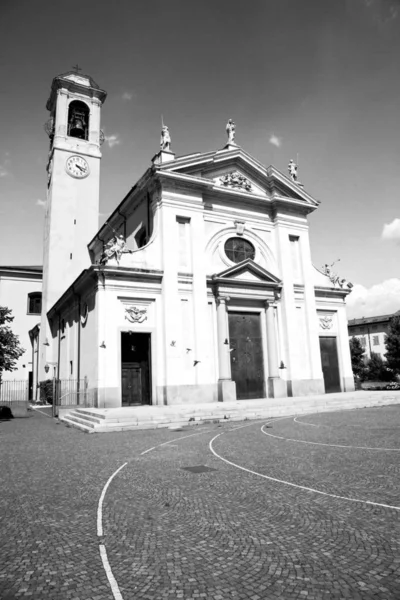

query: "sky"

left=0, top=0, right=399, bottom=319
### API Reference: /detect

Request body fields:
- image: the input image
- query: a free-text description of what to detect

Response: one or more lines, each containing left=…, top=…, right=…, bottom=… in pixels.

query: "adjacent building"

left=0, top=266, right=42, bottom=397
left=348, top=311, right=400, bottom=361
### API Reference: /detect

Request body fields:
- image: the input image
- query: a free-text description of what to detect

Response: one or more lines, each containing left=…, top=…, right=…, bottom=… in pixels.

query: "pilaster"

left=265, top=300, right=287, bottom=398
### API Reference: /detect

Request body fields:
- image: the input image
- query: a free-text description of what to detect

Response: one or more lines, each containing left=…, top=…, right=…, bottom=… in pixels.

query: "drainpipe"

left=35, top=332, right=39, bottom=402
left=54, top=312, right=61, bottom=418
left=72, top=285, right=81, bottom=393
left=57, top=313, right=61, bottom=380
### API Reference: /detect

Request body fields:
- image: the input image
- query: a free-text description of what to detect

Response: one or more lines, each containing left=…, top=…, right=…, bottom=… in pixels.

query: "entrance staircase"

left=59, top=390, right=400, bottom=433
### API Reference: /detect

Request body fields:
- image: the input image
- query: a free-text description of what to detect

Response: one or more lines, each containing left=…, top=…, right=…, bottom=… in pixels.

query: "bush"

left=38, top=380, right=54, bottom=405
left=364, top=353, right=394, bottom=383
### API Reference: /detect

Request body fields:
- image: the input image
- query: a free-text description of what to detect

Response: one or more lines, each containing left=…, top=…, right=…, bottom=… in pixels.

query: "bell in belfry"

left=70, top=115, right=85, bottom=139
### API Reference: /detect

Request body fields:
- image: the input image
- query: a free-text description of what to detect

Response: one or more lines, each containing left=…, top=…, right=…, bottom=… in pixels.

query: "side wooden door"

left=319, top=337, right=341, bottom=393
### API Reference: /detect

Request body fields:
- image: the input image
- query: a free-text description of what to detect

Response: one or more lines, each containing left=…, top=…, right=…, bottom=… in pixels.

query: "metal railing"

left=53, top=377, right=95, bottom=417
left=0, top=380, right=29, bottom=403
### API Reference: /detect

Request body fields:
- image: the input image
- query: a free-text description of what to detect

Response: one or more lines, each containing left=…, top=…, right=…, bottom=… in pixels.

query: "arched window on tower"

left=67, top=100, right=89, bottom=140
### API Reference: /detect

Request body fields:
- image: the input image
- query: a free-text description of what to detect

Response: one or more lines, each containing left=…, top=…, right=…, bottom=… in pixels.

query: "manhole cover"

left=181, top=465, right=217, bottom=474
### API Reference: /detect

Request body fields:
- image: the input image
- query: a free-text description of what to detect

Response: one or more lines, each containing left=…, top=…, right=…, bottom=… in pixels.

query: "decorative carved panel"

left=125, top=306, right=148, bottom=323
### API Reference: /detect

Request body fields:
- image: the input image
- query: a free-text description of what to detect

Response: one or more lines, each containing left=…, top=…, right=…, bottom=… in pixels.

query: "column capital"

left=264, top=299, right=276, bottom=309
left=216, top=295, right=230, bottom=306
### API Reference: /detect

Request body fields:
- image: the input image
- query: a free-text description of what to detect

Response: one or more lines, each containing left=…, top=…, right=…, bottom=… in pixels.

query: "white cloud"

left=0, top=155, right=11, bottom=177
left=269, top=134, right=282, bottom=148
left=36, top=199, right=46, bottom=207
left=382, top=218, right=400, bottom=243
left=104, top=134, right=121, bottom=149
left=346, top=278, right=400, bottom=319
left=122, top=92, right=133, bottom=101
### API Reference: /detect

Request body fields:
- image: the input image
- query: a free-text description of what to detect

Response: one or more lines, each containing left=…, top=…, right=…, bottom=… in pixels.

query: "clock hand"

left=76, top=164, right=85, bottom=172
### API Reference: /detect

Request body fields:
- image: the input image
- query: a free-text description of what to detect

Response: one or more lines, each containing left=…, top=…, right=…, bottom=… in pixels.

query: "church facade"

left=32, top=70, right=354, bottom=408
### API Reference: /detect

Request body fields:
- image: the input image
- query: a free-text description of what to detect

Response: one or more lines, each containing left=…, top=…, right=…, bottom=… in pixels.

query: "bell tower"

left=39, top=68, right=107, bottom=380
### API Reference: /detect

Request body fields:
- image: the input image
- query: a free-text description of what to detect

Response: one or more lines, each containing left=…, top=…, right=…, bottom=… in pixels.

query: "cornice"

left=99, top=266, right=163, bottom=284
left=46, top=76, right=107, bottom=112
left=314, top=286, right=351, bottom=299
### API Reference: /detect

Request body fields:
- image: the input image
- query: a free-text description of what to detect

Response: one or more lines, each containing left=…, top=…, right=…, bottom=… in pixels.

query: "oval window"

left=225, top=237, right=255, bottom=263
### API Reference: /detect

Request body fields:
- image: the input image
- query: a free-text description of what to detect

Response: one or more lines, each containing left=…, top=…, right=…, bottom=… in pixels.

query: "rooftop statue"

left=288, top=159, right=298, bottom=182
left=322, top=261, right=353, bottom=290
left=226, top=119, right=236, bottom=144
left=100, top=235, right=133, bottom=266
left=160, top=124, right=171, bottom=151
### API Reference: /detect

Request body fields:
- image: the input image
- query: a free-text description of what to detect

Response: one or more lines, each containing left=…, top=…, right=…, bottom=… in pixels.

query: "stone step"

left=59, top=392, right=400, bottom=434
left=75, top=408, right=107, bottom=420
left=61, top=415, right=95, bottom=433
left=71, top=411, right=104, bottom=425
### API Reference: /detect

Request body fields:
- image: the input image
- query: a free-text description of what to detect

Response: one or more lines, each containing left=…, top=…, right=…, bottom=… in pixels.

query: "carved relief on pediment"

left=219, top=171, right=252, bottom=192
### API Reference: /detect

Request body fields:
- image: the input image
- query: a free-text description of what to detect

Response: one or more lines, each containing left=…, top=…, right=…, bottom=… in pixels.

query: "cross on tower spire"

left=72, top=64, right=82, bottom=74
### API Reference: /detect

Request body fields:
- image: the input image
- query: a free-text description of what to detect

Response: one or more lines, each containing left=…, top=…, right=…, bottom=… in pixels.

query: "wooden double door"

left=319, top=336, right=341, bottom=393
left=121, top=332, right=151, bottom=405
left=228, top=312, right=265, bottom=400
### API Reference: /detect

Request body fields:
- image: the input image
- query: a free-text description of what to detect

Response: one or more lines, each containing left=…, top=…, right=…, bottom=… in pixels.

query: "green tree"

left=349, top=336, right=366, bottom=381
left=0, top=307, right=25, bottom=383
left=385, top=315, right=400, bottom=375
left=365, top=352, right=393, bottom=382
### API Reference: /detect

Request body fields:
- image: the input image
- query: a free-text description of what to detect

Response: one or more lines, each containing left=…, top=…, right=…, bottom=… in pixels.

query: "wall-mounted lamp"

left=100, top=341, right=106, bottom=349
left=44, top=364, right=50, bottom=374
left=224, top=339, right=229, bottom=345
left=193, top=360, right=201, bottom=367
left=170, top=341, right=176, bottom=347
left=43, top=338, right=50, bottom=346
left=279, top=361, right=286, bottom=369
left=186, top=348, right=192, bottom=353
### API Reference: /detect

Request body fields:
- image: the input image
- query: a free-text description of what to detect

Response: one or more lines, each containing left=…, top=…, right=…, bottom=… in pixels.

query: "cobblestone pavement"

left=1, top=405, right=400, bottom=599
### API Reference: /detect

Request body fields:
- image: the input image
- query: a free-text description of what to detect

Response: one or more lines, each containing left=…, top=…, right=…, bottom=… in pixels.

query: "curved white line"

left=99, top=544, right=124, bottom=600
left=293, top=416, right=319, bottom=426
left=97, top=462, right=128, bottom=537
left=262, top=425, right=400, bottom=452
left=209, top=431, right=400, bottom=511
left=97, top=427, right=215, bottom=600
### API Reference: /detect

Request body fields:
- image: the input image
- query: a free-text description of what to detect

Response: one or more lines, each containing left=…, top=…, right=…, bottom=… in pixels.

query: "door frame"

left=319, top=334, right=342, bottom=393
left=118, top=327, right=156, bottom=407
left=226, top=305, right=269, bottom=399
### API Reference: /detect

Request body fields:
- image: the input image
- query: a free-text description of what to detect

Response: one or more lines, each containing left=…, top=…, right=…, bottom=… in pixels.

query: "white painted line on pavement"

left=31, top=406, right=53, bottom=418
left=99, top=544, right=124, bottom=600
left=97, top=462, right=128, bottom=537
left=209, top=429, right=400, bottom=511
left=293, top=416, right=319, bottom=426
left=262, top=424, right=400, bottom=452
left=97, top=426, right=216, bottom=600
left=139, top=428, right=214, bottom=455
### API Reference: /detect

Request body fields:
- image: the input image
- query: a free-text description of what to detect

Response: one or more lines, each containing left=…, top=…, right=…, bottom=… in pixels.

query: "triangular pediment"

left=212, top=259, right=281, bottom=285
left=158, top=146, right=319, bottom=207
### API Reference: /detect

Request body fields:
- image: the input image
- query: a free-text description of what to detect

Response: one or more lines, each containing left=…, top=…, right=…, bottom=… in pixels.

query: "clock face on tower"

left=66, top=155, right=90, bottom=178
